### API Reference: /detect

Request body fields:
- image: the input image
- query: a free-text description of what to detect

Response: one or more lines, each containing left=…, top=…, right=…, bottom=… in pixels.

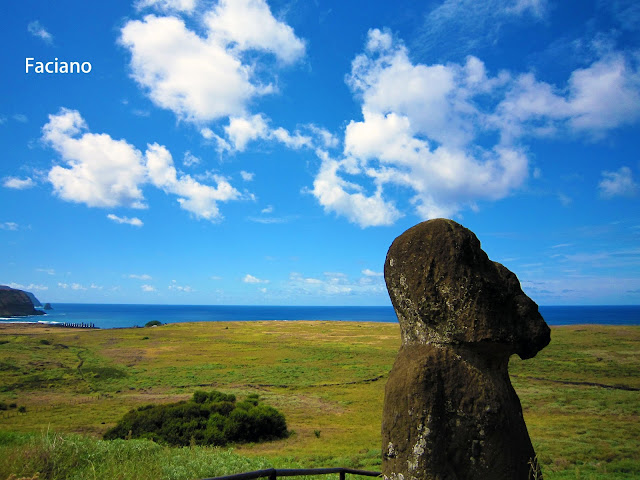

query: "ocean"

left=1, top=304, right=639, bottom=329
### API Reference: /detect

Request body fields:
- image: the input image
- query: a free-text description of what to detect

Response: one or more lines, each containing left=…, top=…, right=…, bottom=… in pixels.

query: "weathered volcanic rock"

left=382, top=219, right=550, bottom=480
left=0, top=288, right=46, bottom=317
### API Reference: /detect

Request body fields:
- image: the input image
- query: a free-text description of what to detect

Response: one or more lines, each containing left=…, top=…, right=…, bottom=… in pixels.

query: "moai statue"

left=382, top=219, right=550, bottom=480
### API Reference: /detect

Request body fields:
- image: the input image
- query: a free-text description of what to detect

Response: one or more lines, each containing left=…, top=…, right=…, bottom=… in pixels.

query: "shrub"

left=144, top=320, right=162, bottom=327
left=104, top=391, right=288, bottom=447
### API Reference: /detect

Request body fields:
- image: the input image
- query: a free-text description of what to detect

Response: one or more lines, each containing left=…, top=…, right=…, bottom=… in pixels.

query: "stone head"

left=385, top=218, right=550, bottom=359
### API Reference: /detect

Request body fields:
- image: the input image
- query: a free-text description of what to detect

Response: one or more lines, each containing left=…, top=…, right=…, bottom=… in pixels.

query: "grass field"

left=0, top=321, right=638, bottom=479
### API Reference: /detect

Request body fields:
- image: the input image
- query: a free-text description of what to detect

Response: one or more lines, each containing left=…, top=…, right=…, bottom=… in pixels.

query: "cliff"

left=0, top=287, right=46, bottom=317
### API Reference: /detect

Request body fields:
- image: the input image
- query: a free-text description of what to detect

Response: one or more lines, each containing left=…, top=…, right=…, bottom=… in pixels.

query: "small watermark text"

left=26, top=57, right=92, bottom=74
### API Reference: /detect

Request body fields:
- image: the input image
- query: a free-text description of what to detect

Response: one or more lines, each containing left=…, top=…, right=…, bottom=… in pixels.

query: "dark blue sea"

left=1, top=304, right=639, bottom=329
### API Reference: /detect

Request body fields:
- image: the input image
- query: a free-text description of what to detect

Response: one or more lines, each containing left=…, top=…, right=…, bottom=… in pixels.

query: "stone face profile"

left=382, top=219, right=551, bottom=480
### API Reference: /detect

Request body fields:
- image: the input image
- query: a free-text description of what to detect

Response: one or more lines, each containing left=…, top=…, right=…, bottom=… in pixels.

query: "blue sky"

left=1, top=0, right=639, bottom=306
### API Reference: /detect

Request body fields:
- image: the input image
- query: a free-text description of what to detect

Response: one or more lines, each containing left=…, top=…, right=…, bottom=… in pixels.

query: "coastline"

left=2, top=303, right=640, bottom=329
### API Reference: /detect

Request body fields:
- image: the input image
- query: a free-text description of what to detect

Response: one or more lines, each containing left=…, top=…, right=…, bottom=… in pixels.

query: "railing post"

left=339, top=471, right=345, bottom=480
left=269, top=469, right=277, bottom=480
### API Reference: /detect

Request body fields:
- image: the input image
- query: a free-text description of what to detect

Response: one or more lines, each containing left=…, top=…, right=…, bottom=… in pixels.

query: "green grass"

left=0, top=322, right=638, bottom=479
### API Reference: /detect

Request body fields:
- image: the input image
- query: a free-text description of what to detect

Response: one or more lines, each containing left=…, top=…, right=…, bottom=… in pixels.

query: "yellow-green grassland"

left=0, top=321, right=638, bottom=480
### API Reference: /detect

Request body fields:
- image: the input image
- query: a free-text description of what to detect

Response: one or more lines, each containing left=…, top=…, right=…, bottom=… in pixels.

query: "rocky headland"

left=0, top=286, right=46, bottom=318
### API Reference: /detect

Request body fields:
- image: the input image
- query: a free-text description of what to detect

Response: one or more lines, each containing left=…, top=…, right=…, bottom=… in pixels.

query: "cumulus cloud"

left=495, top=52, right=640, bottom=139
left=271, top=127, right=312, bottom=149
left=107, top=213, right=144, bottom=226
left=310, top=29, right=640, bottom=226
left=120, top=0, right=304, bottom=124
left=3, top=177, right=35, bottom=190
left=240, top=171, right=255, bottom=181
left=121, top=14, right=263, bottom=123
left=311, top=152, right=402, bottom=227
left=224, top=115, right=269, bottom=151
left=311, top=30, right=527, bottom=224
left=598, top=167, right=638, bottom=198
left=42, top=108, right=242, bottom=222
left=218, top=114, right=328, bottom=152
left=205, top=0, right=305, bottom=64
left=43, top=108, right=147, bottom=209
left=141, top=284, right=156, bottom=292
left=146, top=143, right=241, bottom=220
left=243, top=274, right=269, bottom=284
left=27, top=20, right=53, bottom=44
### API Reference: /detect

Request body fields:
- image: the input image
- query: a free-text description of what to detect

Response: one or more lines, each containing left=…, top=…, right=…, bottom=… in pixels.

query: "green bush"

left=104, top=391, right=288, bottom=447
left=144, top=320, right=162, bottom=327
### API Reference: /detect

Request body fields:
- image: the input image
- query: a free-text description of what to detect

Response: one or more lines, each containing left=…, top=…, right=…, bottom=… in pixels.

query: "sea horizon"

left=1, top=303, right=639, bottom=329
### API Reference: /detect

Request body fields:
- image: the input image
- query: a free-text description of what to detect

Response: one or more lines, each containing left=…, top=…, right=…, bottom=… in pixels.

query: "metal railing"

left=202, top=467, right=382, bottom=480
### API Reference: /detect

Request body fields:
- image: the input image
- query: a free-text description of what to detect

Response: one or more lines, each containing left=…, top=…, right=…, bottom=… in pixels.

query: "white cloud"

left=0, top=222, right=19, bottom=231
left=224, top=114, right=269, bottom=151
left=248, top=216, right=290, bottom=224
left=287, top=271, right=384, bottom=297
left=43, top=108, right=147, bottom=209
left=107, top=214, right=144, bottom=227
left=3, top=177, right=35, bottom=190
left=141, top=284, right=156, bottom=292
left=311, top=152, right=402, bottom=227
left=261, top=205, right=274, bottom=214
left=311, top=30, right=640, bottom=226
left=71, top=283, right=87, bottom=291
left=12, top=114, right=28, bottom=123
left=222, top=118, right=321, bottom=152
left=129, top=274, right=153, bottom=280
left=311, top=31, right=530, bottom=224
left=183, top=151, right=200, bottom=167
left=598, top=167, right=638, bottom=198
left=136, top=0, right=197, bottom=13
left=362, top=269, right=383, bottom=277
left=200, top=127, right=216, bottom=139
left=169, top=280, right=193, bottom=292
left=495, top=52, right=640, bottom=139
left=506, top=0, right=548, bottom=17
left=240, top=171, right=255, bottom=181
left=8, top=282, right=48, bottom=291
left=418, top=0, right=549, bottom=59
left=27, top=20, right=53, bottom=44
left=146, top=143, right=241, bottom=220
left=36, top=268, right=55, bottom=275
left=43, top=108, right=242, bottom=222
left=243, top=274, right=269, bottom=284
left=566, top=53, right=640, bottom=132
left=307, top=125, right=339, bottom=149
left=120, top=1, right=304, bottom=124
left=205, top=0, right=305, bottom=64
left=121, top=14, right=264, bottom=123
left=271, top=127, right=313, bottom=149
